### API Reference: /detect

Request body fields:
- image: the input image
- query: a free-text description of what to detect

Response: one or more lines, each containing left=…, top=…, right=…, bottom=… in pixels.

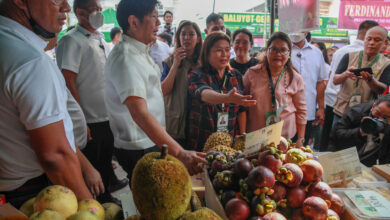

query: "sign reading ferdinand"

left=338, top=0, right=390, bottom=30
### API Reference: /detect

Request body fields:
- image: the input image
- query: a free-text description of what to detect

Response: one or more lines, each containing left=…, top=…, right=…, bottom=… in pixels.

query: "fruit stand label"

left=120, top=191, right=139, bottom=218
left=345, top=190, right=390, bottom=217
left=244, top=121, right=283, bottom=157
left=318, top=147, right=362, bottom=184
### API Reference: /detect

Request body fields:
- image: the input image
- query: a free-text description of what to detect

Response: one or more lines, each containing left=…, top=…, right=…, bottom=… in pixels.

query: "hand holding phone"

left=350, top=67, right=373, bottom=76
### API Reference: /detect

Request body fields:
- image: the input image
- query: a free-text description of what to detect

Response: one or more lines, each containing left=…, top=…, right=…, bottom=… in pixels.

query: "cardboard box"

left=191, top=173, right=205, bottom=201
left=204, top=170, right=228, bottom=220
left=0, top=203, right=26, bottom=217
left=372, top=164, right=390, bottom=183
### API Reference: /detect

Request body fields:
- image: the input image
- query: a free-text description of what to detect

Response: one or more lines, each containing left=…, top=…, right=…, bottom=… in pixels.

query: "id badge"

left=349, top=93, right=362, bottom=108
left=217, top=112, right=229, bottom=131
left=265, top=111, right=278, bottom=126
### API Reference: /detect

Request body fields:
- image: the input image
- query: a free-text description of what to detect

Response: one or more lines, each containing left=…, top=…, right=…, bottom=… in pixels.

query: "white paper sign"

left=318, top=147, right=362, bottom=184
left=244, top=121, right=284, bottom=157
left=120, top=191, right=139, bottom=218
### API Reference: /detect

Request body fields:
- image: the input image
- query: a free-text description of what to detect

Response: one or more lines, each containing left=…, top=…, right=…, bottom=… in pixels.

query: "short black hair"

left=206, top=13, right=223, bottom=28
left=110, top=27, right=122, bottom=41
left=116, top=0, right=158, bottom=33
left=232, top=28, right=254, bottom=45
left=158, top=33, right=172, bottom=47
left=164, top=10, right=173, bottom=17
left=358, top=20, right=379, bottom=35
left=73, top=0, right=92, bottom=16
left=375, top=94, right=390, bottom=107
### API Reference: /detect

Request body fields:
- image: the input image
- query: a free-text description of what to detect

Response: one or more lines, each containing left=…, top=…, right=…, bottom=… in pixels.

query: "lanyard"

left=266, top=65, right=286, bottom=110
left=358, top=51, right=380, bottom=68
left=220, top=74, right=228, bottom=110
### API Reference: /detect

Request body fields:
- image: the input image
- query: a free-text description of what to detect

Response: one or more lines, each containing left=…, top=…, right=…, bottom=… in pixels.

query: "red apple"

left=302, top=196, right=328, bottom=220
left=287, top=186, right=307, bottom=208
left=300, top=160, right=323, bottom=183
left=225, top=198, right=250, bottom=220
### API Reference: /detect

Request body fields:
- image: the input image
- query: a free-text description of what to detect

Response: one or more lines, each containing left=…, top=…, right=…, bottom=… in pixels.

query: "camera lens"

left=361, top=118, right=387, bottom=135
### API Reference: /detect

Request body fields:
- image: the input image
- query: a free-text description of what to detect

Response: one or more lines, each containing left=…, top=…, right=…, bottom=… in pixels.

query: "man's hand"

left=227, top=87, right=257, bottom=107
left=313, top=108, right=325, bottom=126
left=84, top=167, right=104, bottom=196
left=177, top=150, right=207, bottom=175
left=360, top=71, right=373, bottom=82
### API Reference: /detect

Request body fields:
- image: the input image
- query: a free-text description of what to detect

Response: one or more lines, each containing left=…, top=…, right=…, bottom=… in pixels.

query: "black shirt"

left=330, top=102, right=390, bottom=166
left=230, top=57, right=259, bottom=76
left=335, top=53, right=390, bottom=85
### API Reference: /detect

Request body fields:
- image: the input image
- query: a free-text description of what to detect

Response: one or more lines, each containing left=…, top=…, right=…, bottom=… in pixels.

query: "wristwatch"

left=297, top=137, right=305, bottom=143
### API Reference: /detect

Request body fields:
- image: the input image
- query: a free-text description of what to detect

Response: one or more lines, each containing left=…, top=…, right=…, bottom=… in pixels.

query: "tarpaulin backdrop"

left=338, top=0, right=390, bottom=30
left=278, top=0, right=320, bottom=33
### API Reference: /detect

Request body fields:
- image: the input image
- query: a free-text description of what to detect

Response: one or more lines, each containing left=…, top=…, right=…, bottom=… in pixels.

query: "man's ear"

left=204, top=28, right=208, bottom=35
left=128, top=15, right=139, bottom=31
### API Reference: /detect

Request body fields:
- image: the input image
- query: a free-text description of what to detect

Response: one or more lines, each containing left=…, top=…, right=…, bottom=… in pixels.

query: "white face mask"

left=89, top=11, right=104, bottom=30
left=289, top=33, right=306, bottom=43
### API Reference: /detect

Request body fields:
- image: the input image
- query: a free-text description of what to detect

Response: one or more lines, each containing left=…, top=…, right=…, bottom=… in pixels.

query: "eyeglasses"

left=268, top=47, right=290, bottom=56
left=52, top=0, right=68, bottom=6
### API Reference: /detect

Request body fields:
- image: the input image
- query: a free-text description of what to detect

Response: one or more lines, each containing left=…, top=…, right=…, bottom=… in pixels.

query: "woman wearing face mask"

left=230, top=29, right=259, bottom=75
left=187, top=32, right=256, bottom=152
left=161, top=21, right=203, bottom=146
left=244, top=32, right=307, bottom=147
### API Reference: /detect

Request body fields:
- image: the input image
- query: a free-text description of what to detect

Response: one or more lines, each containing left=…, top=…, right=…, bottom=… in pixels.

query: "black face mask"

left=23, top=0, right=56, bottom=39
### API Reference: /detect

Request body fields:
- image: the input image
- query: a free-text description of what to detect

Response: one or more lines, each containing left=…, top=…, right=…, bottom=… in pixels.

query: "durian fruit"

left=232, top=134, right=246, bottom=152
left=131, top=145, right=192, bottom=220
left=179, top=195, right=222, bottom=220
left=208, top=145, right=237, bottom=155
left=203, top=131, right=232, bottom=152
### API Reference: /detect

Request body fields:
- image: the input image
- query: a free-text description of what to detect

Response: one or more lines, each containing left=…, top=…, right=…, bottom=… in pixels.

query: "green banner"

left=311, top=17, right=348, bottom=37
left=221, top=12, right=279, bottom=36
left=221, top=12, right=348, bottom=38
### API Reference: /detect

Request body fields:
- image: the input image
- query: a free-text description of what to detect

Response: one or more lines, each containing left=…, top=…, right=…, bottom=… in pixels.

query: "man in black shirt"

left=331, top=94, right=390, bottom=166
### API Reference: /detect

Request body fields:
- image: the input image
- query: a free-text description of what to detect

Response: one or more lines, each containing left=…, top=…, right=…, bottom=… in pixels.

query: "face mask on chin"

left=89, top=11, right=104, bottom=30
left=289, top=33, right=306, bottom=43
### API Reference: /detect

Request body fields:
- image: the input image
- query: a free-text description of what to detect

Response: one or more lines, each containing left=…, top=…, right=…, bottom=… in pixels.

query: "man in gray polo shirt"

left=56, top=0, right=122, bottom=203
left=105, top=0, right=206, bottom=185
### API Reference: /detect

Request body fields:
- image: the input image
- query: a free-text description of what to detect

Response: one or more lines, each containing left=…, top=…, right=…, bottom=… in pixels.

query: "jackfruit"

left=131, top=145, right=192, bottom=220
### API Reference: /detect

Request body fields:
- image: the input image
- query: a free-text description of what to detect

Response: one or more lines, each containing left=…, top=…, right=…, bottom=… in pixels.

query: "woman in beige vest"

left=161, top=21, right=203, bottom=146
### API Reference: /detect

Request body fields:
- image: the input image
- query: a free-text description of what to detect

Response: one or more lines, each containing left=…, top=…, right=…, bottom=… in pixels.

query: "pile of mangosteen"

left=206, top=137, right=344, bottom=220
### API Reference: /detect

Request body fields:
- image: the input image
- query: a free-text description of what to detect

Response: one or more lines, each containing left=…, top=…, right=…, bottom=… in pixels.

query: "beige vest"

left=163, top=55, right=198, bottom=139
left=334, top=51, right=390, bottom=116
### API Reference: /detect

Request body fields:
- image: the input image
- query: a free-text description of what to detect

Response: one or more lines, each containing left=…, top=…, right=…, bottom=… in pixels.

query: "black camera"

left=361, top=117, right=388, bottom=135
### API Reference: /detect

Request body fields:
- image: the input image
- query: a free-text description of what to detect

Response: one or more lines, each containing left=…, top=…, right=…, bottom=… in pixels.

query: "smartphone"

left=351, top=67, right=373, bottom=76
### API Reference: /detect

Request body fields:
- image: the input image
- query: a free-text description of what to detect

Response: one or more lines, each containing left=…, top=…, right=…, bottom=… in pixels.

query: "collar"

left=211, top=66, right=234, bottom=77
left=76, top=24, right=103, bottom=39
left=353, top=39, right=364, bottom=47
left=123, top=34, right=149, bottom=54
left=0, top=15, right=48, bottom=51
left=293, top=40, right=312, bottom=50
